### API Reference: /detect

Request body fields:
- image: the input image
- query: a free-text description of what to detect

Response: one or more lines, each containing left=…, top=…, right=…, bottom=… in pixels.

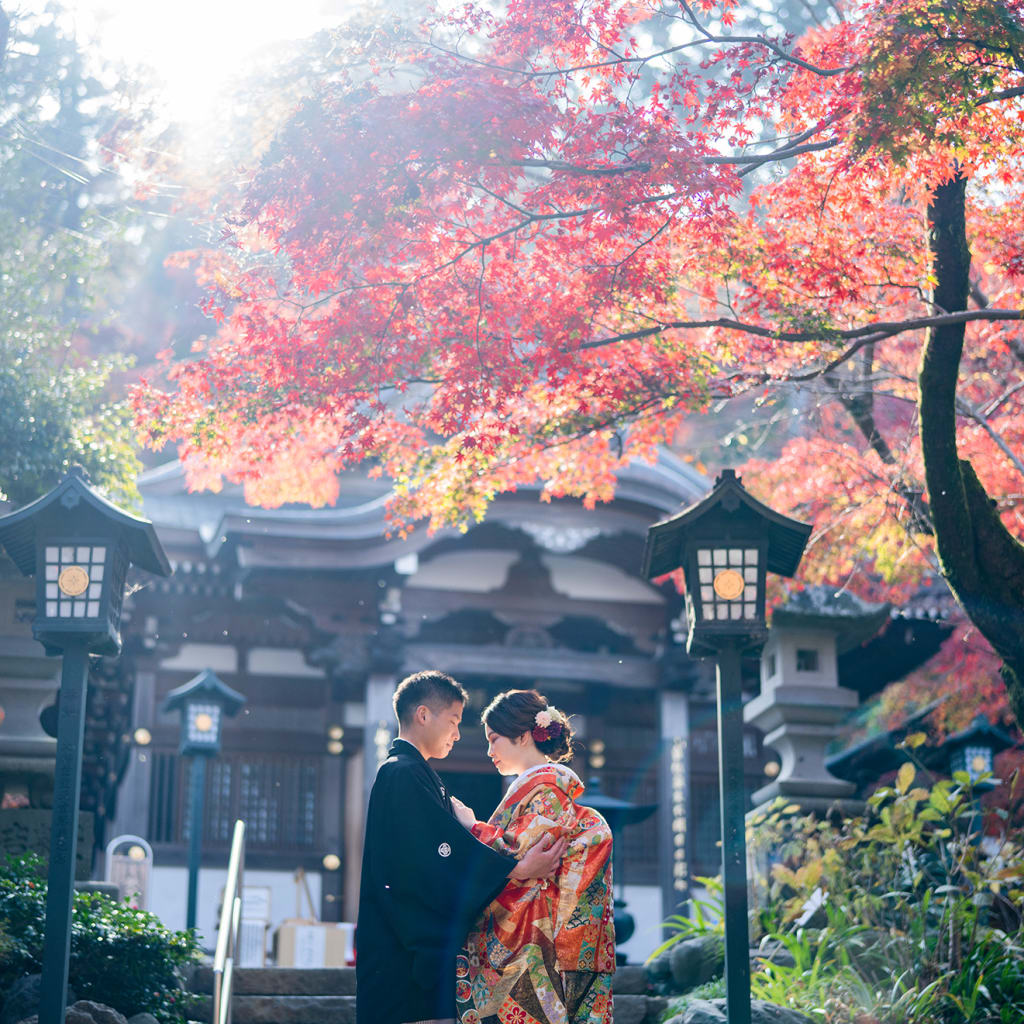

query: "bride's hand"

left=451, top=796, right=477, bottom=829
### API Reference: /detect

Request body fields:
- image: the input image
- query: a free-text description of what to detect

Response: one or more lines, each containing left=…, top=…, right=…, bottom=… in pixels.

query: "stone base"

left=751, top=775, right=857, bottom=809
left=669, top=998, right=813, bottom=1024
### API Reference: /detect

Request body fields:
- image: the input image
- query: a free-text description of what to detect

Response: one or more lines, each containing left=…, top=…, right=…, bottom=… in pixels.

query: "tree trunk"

left=919, top=174, right=1024, bottom=728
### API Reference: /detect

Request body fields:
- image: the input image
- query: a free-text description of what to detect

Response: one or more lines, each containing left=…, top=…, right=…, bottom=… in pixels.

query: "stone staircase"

left=186, top=965, right=667, bottom=1024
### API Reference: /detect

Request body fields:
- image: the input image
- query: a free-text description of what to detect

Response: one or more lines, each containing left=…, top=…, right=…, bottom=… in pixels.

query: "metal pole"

left=186, top=755, right=207, bottom=931
left=716, top=638, right=751, bottom=1024
left=39, top=640, right=90, bottom=1024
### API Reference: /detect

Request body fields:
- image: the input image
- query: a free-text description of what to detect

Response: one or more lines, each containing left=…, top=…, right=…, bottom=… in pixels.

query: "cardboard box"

left=274, top=919, right=355, bottom=967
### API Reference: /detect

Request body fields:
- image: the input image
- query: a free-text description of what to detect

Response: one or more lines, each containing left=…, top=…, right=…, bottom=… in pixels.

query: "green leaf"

left=897, top=762, right=916, bottom=794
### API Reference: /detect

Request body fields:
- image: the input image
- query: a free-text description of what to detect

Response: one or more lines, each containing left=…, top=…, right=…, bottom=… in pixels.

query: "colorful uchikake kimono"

left=455, top=763, right=615, bottom=1024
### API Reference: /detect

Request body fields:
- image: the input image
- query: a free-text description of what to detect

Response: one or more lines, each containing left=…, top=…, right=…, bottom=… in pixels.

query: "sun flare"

left=26, top=0, right=354, bottom=124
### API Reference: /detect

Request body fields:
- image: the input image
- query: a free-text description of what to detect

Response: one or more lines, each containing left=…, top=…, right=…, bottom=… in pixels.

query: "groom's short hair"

left=393, top=670, right=468, bottom=726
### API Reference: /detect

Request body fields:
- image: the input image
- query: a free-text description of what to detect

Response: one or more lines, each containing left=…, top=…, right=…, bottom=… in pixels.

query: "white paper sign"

left=292, top=924, right=327, bottom=967
left=242, top=886, right=272, bottom=921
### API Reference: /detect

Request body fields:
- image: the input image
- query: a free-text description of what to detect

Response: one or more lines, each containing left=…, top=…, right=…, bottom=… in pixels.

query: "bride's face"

left=485, top=727, right=531, bottom=776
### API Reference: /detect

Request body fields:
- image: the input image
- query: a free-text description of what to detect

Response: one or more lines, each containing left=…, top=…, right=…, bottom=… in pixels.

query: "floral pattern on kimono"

left=455, top=764, right=615, bottom=1024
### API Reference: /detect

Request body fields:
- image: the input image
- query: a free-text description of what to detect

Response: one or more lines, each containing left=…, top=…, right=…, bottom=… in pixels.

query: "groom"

left=356, top=670, right=566, bottom=1024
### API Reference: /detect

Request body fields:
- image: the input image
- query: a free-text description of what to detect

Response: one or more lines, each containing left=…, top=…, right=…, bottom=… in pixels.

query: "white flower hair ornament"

left=532, top=707, right=563, bottom=742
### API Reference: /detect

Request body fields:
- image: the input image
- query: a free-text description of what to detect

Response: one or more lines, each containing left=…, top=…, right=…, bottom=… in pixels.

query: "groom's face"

left=421, top=699, right=464, bottom=760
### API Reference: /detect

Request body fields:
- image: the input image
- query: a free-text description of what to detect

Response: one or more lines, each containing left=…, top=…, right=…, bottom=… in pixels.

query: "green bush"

left=648, top=756, right=1024, bottom=1024
left=745, top=758, right=1024, bottom=1024
left=0, top=854, right=199, bottom=1024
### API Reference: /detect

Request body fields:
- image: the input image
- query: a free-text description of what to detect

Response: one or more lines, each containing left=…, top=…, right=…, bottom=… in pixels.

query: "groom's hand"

left=510, top=834, right=568, bottom=880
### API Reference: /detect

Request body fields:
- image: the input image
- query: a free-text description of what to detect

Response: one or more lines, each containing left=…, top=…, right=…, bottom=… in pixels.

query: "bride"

left=451, top=689, right=615, bottom=1024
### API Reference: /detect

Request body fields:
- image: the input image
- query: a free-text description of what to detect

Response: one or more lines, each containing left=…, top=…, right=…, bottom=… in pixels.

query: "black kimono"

left=356, top=738, right=514, bottom=1024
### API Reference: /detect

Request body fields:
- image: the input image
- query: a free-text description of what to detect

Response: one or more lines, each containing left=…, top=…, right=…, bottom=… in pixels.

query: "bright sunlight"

left=21, top=0, right=353, bottom=123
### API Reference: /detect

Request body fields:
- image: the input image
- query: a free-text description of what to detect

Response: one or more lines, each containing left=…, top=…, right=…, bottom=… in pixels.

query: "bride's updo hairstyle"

left=482, top=689, right=575, bottom=764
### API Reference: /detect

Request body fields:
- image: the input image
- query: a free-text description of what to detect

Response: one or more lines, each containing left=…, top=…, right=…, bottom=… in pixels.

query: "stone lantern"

left=744, top=586, right=890, bottom=815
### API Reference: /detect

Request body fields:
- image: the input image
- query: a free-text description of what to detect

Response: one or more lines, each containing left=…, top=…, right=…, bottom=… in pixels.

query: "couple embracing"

left=356, top=671, right=616, bottom=1024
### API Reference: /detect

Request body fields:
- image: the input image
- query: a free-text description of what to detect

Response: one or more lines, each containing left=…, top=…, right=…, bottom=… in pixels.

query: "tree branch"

left=505, top=157, right=652, bottom=176
left=976, top=84, right=1024, bottom=105
left=574, top=308, right=1024, bottom=352
left=428, top=36, right=713, bottom=79
left=677, top=0, right=852, bottom=76
left=956, top=395, right=1024, bottom=483
left=704, top=137, right=842, bottom=169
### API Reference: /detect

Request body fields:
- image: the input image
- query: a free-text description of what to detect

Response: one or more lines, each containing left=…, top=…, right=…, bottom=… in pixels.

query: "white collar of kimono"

left=512, top=761, right=583, bottom=789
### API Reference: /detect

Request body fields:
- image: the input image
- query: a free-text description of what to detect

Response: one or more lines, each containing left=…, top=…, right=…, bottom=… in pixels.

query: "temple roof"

left=138, top=449, right=710, bottom=571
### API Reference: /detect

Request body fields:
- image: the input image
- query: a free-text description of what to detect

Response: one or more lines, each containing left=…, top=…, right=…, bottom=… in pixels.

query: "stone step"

left=184, top=964, right=665, bottom=1024
left=188, top=964, right=648, bottom=997
left=187, top=993, right=666, bottom=1024
left=187, top=968, right=355, bottom=996
left=187, top=994, right=355, bottom=1024
left=615, top=993, right=669, bottom=1024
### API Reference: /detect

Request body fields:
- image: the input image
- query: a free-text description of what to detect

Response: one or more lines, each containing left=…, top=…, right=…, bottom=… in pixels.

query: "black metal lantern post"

left=162, top=669, right=245, bottom=931
left=0, top=468, right=170, bottom=1024
left=642, top=469, right=810, bottom=1024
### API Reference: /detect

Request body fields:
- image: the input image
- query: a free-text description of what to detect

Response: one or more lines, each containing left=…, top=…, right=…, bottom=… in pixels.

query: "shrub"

left=0, top=854, right=199, bottom=1024
left=647, top=758, right=1024, bottom=1024
left=746, top=759, right=1024, bottom=1024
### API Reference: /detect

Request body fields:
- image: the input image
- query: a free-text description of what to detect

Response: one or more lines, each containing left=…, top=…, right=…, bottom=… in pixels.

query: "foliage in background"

left=0, top=4, right=143, bottom=508
left=0, top=854, right=198, bottom=1024
left=130, top=0, right=1024, bottom=730
left=645, top=879, right=726, bottom=1003
left=647, top=758, right=1024, bottom=1023
left=743, top=758, right=1024, bottom=1024
left=658, top=978, right=728, bottom=1023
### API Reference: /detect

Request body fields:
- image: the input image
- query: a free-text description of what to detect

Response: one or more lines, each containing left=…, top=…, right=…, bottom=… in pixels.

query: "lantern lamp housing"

left=642, top=469, right=812, bottom=656
left=940, top=714, right=1015, bottom=787
left=163, top=669, right=245, bottom=757
left=950, top=744, right=993, bottom=782
left=0, top=468, right=171, bottom=656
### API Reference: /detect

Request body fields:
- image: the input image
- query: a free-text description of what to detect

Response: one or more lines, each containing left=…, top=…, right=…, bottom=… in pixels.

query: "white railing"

left=213, top=820, right=246, bottom=1024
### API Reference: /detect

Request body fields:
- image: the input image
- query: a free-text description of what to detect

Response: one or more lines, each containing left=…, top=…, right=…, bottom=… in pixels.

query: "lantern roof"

left=162, top=669, right=246, bottom=716
left=825, top=697, right=946, bottom=787
left=827, top=702, right=1018, bottom=788
left=771, top=585, right=892, bottom=654
left=642, top=469, right=812, bottom=580
left=937, top=714, right=1016, bottom=757
left=0, top=468, right=171, bottom=578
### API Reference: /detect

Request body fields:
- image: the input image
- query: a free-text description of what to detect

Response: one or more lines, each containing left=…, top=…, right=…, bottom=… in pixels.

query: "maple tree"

left=135, top=0, right=1024, bottom=724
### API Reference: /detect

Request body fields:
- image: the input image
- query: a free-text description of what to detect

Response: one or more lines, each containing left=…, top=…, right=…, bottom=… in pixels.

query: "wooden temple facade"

left=96, top=451, right=779, bottom=956
left=0, top=451, right=953, bottom=958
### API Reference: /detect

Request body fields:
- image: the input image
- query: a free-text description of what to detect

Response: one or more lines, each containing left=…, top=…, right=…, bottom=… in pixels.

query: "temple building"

left=0, top=452, right=954, bottom=960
